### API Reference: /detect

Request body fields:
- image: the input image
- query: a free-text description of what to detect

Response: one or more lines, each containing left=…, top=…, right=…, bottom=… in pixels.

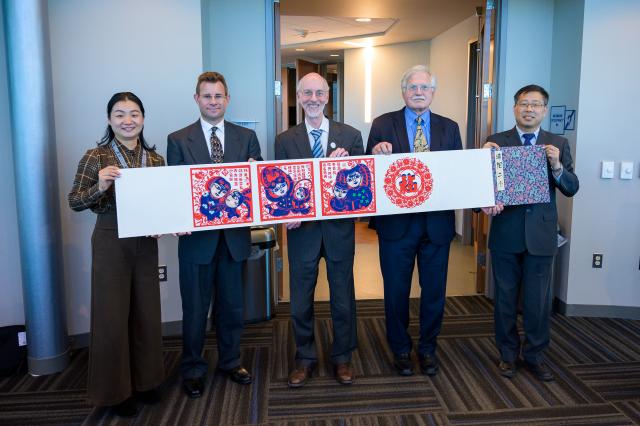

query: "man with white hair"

left=367, top=65, right=462, bottom=376
left=276, top=72, right=364, bottom=387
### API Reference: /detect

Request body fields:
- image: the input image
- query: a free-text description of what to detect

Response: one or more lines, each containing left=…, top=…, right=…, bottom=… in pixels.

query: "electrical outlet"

left=592, top=254, right=603, bottom=269
left=158, top=265, right=167, bottom=282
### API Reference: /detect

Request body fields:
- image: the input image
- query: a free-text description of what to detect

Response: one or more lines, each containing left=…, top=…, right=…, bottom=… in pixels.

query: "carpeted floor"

left=1, top=296, right=639, bottom=425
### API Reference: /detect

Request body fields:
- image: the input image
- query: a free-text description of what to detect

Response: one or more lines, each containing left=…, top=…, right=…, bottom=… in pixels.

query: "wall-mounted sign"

left=550, top=105, right=566, bottom=135
left=564, top=109, right=576, bottom=130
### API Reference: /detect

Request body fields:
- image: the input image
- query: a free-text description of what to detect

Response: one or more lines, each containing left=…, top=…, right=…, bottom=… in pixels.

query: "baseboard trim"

left=554, top=298, right=640, bottom=320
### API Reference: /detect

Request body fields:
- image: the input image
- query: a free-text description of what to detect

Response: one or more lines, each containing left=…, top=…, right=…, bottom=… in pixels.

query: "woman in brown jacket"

left=68, top=92, right=165, bottom=417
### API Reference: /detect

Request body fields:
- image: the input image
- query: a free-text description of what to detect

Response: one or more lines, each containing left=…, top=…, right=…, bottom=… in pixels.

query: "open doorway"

left=275, top=0, right=488, bottom=302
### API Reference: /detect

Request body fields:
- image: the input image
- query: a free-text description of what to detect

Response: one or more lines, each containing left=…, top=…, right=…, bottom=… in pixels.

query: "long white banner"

left=116, top=150, right=496, bottom=238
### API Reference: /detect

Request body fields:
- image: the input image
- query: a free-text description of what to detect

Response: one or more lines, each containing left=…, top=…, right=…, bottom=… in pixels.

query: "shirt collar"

left=404, top=107, right=431, bottom=125
left=200, top=117, right=225, bottom=136
left=304, top=116, right=329, bottom=134
left=515, top=125, right=540, bottom=140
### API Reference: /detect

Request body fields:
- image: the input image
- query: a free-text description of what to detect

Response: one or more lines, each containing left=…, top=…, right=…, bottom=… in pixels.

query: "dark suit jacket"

left=275, top=120, right=364, bottom=262
left=167, top=119, right=262, bottom=264
left=487, top=127, right=579, bottom=256
left=365, top=107, right=462, bottom=243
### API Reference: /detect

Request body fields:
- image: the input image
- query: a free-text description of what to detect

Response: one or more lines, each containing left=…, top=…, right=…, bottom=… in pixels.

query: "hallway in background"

left=280, top=220, right=477, bottom=302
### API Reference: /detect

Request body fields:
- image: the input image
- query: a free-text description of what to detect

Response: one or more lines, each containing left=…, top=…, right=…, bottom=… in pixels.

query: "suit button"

left=526, top=209, right=531, bottom=213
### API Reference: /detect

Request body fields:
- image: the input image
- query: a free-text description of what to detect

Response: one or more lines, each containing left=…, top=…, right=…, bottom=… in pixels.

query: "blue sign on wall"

left=564, top=109, right=576, bottom=130
left=550, top=105, right=566, bottom=135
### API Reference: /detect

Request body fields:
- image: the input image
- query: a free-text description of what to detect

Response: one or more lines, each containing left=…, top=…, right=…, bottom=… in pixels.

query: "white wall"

left=430, top=15, right=477, bottom=147
left=429, top=15, right=478, bottom=235
left=344, top=40, right=430, bottom=143
left=49, top=0, right=202, bottom=335
left=0, top=5, right=25, bottom=327
left=566, top=0, right=640, bottom=308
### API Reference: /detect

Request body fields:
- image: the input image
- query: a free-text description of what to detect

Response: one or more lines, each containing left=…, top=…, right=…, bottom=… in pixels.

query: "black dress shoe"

left=418, top=353, right=440, bottom=376
left=523, top=361, right=554, bottom=382
left=218, top=366, right=252, bottom=385
left=111, top=397, right=138, bottom=417
left=393, top=353, right=414, bottom=376
left=135, top=388, right=161, bottom=404
left=183, top=377, right=205, bottom=399
left=498, top=360, right=517, bottom=378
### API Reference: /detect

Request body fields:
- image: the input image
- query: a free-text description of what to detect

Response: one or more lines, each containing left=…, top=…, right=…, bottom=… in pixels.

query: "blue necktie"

left=522, top=133, right=535, bottom=146
left=310, top=129, right=324, bottom=158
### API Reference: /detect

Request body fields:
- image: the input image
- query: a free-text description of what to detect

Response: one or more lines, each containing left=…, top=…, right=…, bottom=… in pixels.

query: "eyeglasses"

left=516, top=101, right=546, bottom=110
left=300, top=89, right=328, bottom=98
left=404, top=84, right=435, bottom=93
left=200, top=94, right=227, bottom=102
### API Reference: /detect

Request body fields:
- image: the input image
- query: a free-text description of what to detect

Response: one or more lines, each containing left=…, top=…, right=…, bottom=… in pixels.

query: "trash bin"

left=243, top=226, right=277, bottom=323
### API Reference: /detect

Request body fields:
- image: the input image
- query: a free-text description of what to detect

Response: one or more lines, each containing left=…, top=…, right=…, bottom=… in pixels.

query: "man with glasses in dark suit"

left=276, top=72, right=363, bottom=388
left=167, top=71, right=262, bottom=398
left=367, top=65, right=462, bottom=377
left=482, top=84, right=579, bottom=382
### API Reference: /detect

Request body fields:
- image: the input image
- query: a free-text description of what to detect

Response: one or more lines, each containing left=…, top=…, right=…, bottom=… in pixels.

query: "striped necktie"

left=210, top=126, right=224, bottom=163
left=310, top=129, right=324, bottom=158
left=413, top=117, right=429, bottom=152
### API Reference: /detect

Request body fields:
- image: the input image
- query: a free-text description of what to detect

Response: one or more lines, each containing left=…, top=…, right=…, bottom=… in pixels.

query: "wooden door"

left=295, top=59, right=319, bottom=124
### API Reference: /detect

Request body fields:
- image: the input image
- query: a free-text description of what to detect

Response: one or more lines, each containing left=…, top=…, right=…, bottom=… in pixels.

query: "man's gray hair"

left=296, top=72, right=330, bottom=93
left=400, top=65, right=437, bottom=92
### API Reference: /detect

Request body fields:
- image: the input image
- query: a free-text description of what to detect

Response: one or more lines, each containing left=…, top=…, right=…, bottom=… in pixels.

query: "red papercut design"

left=383, top=158, right=433, bottom=208
left=320, top=158, right=377, bottom=216
left=257, top=161, right=316, bottom=222
left=190, top=165, right=253, bottom=228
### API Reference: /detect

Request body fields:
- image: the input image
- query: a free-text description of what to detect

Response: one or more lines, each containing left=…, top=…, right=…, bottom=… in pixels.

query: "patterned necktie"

left=310, top=129, right=324, bottom=158
left=413, top=117, right=429, bottom=152
left=210, top=126, right=224, bottom=163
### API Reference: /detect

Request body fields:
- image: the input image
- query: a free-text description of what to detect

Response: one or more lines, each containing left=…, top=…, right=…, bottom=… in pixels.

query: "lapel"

left=223, top=121, right=241, bottom=162
left=326, top=119, right=342, bottom=156
left=186, top=120, right=212, bottom=164
left=505, top=127, right=523, bottom=147
left=293, top=123, right=314, bottom=159
left=429, top=112, right=442, bottom=151
left=392, top=108, right=410, bottom=153
left=536, top=129, right=554, bottom=147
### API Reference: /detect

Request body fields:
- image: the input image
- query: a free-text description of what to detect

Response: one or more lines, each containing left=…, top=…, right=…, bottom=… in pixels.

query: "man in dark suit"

left=366, top=65, right=462, bottom=377
left=276, top=72, right=363, bottom=387
left=167, top=71, right=262, bottom=398
left=482, top=84, right=578, bottom=381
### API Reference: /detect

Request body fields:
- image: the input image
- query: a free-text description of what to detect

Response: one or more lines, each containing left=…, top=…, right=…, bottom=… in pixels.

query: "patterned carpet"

left=1, top=296, right=639, bottom=425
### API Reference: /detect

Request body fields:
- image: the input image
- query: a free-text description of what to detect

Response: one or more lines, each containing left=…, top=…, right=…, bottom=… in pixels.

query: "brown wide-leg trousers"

left=87, top=213, right=164, bottom=406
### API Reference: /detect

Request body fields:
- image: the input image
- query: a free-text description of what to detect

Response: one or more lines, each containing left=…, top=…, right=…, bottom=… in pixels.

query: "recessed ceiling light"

left=355, top=18, right=371, bottom=22
left=295, top=48, right=305, bottom=51
left=330, top=54, right=340, bottom=57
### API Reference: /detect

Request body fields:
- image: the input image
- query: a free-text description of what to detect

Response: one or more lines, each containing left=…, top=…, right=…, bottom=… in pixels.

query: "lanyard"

left=110, top=139, right=147, bottom=169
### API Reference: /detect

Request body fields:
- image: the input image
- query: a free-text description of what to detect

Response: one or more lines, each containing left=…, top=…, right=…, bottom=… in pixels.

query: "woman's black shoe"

left=135, top=388, right=161, bottom=404
left=111, top=397, right=138, bottom=418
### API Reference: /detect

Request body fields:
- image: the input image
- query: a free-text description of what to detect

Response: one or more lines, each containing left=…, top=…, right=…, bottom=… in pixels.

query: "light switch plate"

left=601, top=161, right=614, bottom=179
left=620, top=161, right=634, bottom=180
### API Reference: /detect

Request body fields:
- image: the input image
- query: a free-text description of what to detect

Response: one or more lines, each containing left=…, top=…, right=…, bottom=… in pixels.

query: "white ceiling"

left=282, top=16, right=397, bottom=47
left=280, top=0, right=483, bottom=65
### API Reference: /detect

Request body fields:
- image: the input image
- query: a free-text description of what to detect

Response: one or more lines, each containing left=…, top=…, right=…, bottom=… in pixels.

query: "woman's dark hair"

left=98, top=91, right=155, bottom=151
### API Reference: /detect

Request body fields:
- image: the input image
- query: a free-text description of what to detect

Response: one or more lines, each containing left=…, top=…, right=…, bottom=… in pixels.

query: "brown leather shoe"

left=334, top=362, right=355, bottom=385
left=288, top=364, right=314, bottom=388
